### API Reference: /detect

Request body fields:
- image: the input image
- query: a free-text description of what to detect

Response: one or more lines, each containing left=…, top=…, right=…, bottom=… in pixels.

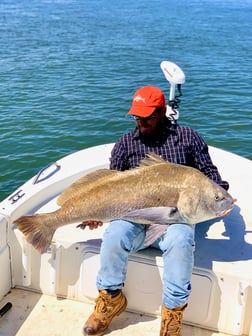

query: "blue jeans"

left=96, top=219, right=195, bottom=309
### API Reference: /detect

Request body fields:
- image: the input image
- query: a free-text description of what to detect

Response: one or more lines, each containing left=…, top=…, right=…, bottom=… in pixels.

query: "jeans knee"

left=161, top=224, right=195, bottom=253
left=101, top=225, right=127, bottom=253
left=101, top=220, right=145, bottom=253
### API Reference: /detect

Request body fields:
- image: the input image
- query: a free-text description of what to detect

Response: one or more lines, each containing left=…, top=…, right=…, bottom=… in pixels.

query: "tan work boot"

left=160, top=303, right=187, bottom=336
left=82, top=290, right=127, bottom=336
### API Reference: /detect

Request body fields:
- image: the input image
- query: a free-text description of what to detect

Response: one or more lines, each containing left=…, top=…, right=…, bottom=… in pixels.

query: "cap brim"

left=127, top=105, right=156, bottom=117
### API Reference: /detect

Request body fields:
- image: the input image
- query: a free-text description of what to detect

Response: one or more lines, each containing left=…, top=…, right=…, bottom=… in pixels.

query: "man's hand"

left=76, top=220, right=103, bottom=230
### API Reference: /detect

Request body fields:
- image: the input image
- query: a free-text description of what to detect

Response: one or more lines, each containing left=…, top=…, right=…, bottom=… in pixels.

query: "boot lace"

left=94, top=292, right=118, bottom=316
left=160, top=305, right=187, bottom=336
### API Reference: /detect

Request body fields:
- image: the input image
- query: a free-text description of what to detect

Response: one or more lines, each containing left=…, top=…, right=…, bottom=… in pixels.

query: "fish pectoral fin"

left=123, top=207, right=179, bottom=225
left=144, top=224, right=169, bottom=246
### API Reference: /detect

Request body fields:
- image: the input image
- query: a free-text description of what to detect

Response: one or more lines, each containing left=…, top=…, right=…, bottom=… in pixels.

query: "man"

left=82, top=85, right=229, bottom=336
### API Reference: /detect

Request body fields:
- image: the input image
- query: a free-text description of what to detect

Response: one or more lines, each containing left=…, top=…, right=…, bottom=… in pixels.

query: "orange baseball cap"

left=127, top=86, right=166, bottom=117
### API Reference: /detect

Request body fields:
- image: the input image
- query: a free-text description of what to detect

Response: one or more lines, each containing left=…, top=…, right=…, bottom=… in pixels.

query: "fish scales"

left=13, top=153, right=235, bottom=253
left=62, top=167, right=179, bottom=221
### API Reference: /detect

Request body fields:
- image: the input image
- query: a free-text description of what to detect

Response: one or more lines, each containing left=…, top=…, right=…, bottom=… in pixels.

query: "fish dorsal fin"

left=57, top=169, right=117, bottom=206
left=139, top=153, right=169, bottom=167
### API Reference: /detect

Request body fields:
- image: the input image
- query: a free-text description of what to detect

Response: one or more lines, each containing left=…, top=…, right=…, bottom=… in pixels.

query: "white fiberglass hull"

left=0, top=144, right=252, bottom=336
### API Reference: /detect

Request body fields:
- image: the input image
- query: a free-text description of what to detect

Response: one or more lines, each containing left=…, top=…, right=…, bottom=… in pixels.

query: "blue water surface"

left=0, top=0, right=251, bottom=198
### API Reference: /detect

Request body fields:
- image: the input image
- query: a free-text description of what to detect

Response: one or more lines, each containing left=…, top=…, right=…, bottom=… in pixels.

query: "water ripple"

left=0, top=0, right=251, bottom=198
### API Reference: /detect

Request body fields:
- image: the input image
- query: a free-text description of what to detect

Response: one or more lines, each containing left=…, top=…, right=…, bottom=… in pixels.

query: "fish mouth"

left=217, top=198, right=237, bottom=217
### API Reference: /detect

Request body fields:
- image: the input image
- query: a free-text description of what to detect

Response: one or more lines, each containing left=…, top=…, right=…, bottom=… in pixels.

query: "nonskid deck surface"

left=0, top=288, right=232, bottom=336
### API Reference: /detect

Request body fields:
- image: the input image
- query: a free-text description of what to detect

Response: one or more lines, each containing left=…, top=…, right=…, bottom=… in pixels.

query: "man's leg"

left=152, top=224, right=195, bottom=336
left=82, top=219, right=146, bottom=336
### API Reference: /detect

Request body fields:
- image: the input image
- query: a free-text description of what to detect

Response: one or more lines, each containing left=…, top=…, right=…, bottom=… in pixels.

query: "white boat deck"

left=0, top=288, right=231, bottom=336
left=1, top=144, right=252, bottom=336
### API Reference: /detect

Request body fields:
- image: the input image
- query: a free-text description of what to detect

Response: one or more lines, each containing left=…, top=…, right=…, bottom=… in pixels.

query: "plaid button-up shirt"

left=110, top=122, right=229, bottom=190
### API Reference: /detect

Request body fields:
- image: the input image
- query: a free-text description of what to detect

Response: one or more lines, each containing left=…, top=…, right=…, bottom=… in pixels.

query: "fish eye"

left=215, top=193, right=224, bottom=201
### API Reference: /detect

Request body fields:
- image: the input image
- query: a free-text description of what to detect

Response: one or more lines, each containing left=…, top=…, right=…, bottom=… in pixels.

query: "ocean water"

left=0, top=0, right=251, bottom=199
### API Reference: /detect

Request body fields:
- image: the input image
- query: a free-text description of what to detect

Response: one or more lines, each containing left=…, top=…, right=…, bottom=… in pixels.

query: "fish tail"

left=13, top=214, right=56, bottom=254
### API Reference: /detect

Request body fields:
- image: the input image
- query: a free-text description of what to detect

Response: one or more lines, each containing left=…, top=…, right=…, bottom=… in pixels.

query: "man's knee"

left=102, top=220, right=145, bottom=252
left=161, top=224, right=195, bottom=251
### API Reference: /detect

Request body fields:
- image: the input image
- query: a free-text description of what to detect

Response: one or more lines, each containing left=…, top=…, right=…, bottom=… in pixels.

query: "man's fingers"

left=76, top=220, right=103, bottom=230
left=76, top=223, right=87, bottom=230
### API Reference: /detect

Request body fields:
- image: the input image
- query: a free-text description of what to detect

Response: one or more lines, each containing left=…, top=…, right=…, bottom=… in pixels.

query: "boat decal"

left=8, top=189, right=25, bottom=204
left=33, top=162, right=61, bottom=184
